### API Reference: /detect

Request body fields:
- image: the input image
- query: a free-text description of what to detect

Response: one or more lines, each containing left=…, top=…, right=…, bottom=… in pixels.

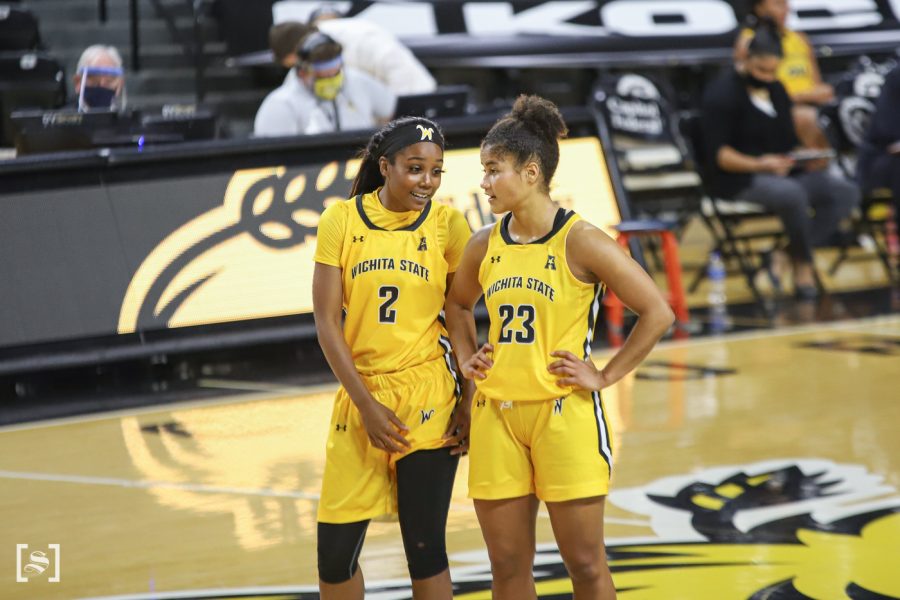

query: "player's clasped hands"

left=442, top=398, right=471, bottom=456
left=548, top=350, right=611, bottom=391
left=358, top=398, right=411, bottom=453
left=460, top=343, right=493, bottom=380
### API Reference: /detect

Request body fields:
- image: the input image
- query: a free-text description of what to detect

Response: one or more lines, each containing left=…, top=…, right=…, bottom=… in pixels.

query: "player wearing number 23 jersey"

left=477, top=208, right=602, bottom=401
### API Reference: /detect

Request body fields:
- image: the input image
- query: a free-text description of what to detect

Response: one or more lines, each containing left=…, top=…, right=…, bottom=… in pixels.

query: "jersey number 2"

left=378, top=285, right=399, bottom=323
left=497, top=304, right=535, bottom=343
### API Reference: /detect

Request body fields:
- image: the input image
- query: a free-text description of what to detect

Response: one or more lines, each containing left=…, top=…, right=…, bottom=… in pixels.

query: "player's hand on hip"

left=460, top=343, right=493, bottom=380
left=548, top=350, right=609, bottom=391
left=358, top=399, right=411, bottom=453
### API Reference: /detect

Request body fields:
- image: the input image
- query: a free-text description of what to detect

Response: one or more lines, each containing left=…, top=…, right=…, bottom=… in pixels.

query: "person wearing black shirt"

left=857, top=64, right=900, bottom=236
left=702, top=26, right=860, bottom=298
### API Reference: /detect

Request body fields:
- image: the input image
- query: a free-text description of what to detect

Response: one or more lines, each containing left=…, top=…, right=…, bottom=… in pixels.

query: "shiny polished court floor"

left=1, top=315, right=899, bottom=600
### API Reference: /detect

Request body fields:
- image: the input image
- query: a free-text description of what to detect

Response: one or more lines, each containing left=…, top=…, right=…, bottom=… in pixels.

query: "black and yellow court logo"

left=108, top=459, right=897, bottom=599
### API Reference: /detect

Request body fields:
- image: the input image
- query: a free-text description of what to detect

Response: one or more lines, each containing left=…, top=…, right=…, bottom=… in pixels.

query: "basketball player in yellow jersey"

left=312, top=116, right=471, bottom=600
left=735, top=0, right=835, bottom=152
left=445, top=96, right=674, bottom=600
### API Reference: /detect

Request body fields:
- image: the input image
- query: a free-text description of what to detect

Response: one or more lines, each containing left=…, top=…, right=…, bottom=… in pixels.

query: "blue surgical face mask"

left=81, top=86, right=116, bottom=109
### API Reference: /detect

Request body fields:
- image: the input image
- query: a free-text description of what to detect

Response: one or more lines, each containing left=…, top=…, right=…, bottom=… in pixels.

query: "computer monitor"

left=394, top=86, right=469, bottom=120
left=10, top=109, right=125, bottom=154
left=139, top=105, right=218, bottom=141
left=10, top=106, right=219, bottom=155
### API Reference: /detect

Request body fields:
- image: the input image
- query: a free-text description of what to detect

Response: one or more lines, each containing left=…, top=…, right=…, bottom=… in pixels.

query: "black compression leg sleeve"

left=396, top=447, right=460, bottom=580
left=317, top=519, right=370, bottom=584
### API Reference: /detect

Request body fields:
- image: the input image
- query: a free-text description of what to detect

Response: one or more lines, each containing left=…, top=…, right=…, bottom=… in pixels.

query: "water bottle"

left=707, top=251, right=729, bottom=333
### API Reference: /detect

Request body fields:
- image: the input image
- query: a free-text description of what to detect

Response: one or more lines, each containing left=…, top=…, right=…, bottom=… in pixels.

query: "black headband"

left=377, top=121, right=444, bottom=158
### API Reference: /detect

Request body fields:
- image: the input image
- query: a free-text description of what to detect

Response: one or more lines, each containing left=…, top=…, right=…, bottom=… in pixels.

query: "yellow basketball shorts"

left=317, top=357, right=459, bottom=524
left=468, top=388, right=614, bottom=502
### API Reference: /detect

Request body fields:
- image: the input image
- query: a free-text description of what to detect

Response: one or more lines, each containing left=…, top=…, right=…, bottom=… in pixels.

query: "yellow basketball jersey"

left=339, top=192, right=455, bottom=378
left=741, top=27, right=816, bottom=97
left=476, top=209, right=603, bottom=401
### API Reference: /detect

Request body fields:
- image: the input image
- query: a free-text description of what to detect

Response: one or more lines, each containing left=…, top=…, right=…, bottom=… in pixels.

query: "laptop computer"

left=394, top=86, right=469, bottom=120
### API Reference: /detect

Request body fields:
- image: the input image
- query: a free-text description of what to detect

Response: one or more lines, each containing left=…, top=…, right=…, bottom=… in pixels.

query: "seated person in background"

left=74, top=44, right=126, bottom=112
left=309, top=4, right=437, bottom=96
left=735, top=0, right=833, bottom=152
left=254, top=31, right=395, bottom=137
left=857, top=64, right=900, bottom=235
left=703, top=25, right=860, bottom=298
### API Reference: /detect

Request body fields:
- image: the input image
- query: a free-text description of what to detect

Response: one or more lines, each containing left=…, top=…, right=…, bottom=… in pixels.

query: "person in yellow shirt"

left=735, top=0, right=835, bottom=153
left=312, top=116, right=471, bottom=600
left=445, top=95, right=674, bottom=600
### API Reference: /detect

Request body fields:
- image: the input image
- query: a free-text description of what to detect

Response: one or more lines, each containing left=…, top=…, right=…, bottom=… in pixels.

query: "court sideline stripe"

left=3, top=314, right=896, bottom=434
left=0, top=468, right=321, bottom=500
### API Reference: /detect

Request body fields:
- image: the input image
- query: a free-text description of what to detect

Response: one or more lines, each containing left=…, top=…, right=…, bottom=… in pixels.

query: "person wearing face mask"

left=254, top=31, right=395, bottom=137
left=702, top=25, right=860, bottom=299
left=73, top=45, right=126, bottom=112
left=734, top=0, right=834, bottom=153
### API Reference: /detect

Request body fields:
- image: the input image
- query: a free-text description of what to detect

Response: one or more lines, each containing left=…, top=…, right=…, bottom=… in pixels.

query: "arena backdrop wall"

left=222, top=0, right=900, bottom=65
left=0, top=112, right=623, bottom=361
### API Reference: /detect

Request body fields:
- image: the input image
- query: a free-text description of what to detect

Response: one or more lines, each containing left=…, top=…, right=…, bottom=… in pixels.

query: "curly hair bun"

left=509, top=94, right=568, bottom=142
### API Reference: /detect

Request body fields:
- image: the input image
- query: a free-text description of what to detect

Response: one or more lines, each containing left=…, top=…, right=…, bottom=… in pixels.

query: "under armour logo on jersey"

left=420, top=409, right=435, bottom=423
left=418, top=236, right=428, bottom=251
left=490, top=256, right=501, bottom=263
left=476, top=398, right=486, bottom=408
left=335, top=423, right=347, bottom=432
left=353, top=235, right=365, bottom=243
left=545, top=255, right=557, bottom=270
left=553, top=398, right=564, bottom=415
left=416, top=124, right=434, bottom=141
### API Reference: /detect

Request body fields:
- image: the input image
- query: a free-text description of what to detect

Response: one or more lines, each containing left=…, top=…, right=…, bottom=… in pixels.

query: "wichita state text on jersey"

left=315, top=191, right=469, bottom=376
left=477, top=209, right=602, bottom=401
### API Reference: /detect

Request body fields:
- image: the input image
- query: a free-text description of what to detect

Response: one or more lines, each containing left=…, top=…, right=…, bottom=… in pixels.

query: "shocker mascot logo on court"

left=128, top=459, right=897, bottom=599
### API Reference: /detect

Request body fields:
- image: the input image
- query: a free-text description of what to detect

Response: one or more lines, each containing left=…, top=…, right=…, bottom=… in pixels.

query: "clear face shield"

left=77, top=66, right=125, bottom=111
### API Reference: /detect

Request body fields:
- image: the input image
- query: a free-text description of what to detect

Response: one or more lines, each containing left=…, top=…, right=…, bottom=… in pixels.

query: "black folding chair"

left=0, top=7, right=41, bottom=51
left=819, top=62, right=896, bottom=283
left=0, top=52, right=67, bottom=145
left=592, top=75, right=704, bottom=273
left=678, top=111, right=789, bottom=304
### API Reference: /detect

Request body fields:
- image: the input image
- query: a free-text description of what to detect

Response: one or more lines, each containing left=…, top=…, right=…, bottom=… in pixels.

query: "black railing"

left=101, top=0, right=207, bottom=100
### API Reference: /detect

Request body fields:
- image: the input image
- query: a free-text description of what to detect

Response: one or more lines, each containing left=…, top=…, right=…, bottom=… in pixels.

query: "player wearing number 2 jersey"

left=312, top=116, right=470, bottom=600
left=445, top=96, right=674, bottom=600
